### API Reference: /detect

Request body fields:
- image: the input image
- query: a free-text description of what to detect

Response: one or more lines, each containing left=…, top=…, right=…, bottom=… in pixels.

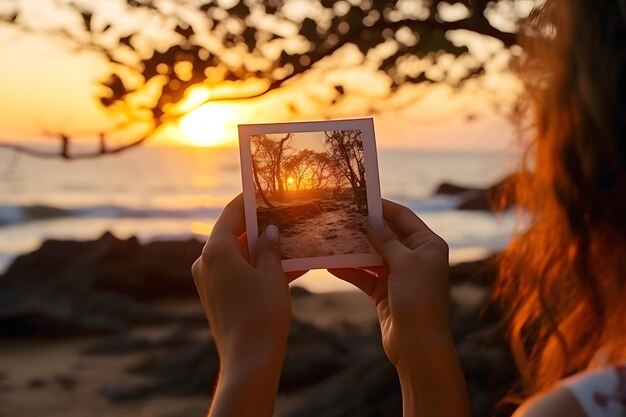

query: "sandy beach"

left=0, top=234, right=518, bottom=417
left=0, top=292, right=377, bottom=417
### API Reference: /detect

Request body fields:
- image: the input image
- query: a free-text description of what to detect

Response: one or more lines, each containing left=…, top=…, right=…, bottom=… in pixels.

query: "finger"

left=366, top=219, right=412, bottom=266
left=382, top=199, right=436, bottom=239
left=255, top=225, right=283, bottom=272
left=327, top=267, right=377, bottom=296
left=209, top=194, right=246, bottom=250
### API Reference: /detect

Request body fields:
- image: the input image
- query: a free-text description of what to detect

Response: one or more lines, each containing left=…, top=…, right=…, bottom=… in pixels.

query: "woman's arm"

left=395, top=334, right=470, bottom=417
left=192, top=195, right=303, bottom=417
left=329, top=199, right=470, bottom=417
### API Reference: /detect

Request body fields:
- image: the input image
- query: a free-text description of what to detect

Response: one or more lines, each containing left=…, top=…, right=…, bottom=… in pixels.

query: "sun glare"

left=179, top=103, right=238, bottom=147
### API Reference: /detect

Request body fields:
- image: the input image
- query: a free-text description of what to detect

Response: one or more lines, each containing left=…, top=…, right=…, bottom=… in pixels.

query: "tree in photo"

left=0, top=0, right=531, bottom=159
left=251, top=133, right=294, bottom=203
left=324, top=130, right=367, bottom=212
left=283, top=149, right=316, bottom=191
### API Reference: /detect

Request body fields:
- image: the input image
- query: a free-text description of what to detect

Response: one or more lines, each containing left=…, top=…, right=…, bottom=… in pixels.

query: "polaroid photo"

left=238, top=118, right=383, bottom=272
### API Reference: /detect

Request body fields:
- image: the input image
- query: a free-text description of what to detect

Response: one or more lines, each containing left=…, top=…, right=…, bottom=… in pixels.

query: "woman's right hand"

left=329, top=199, right=469, bottom=417
left=329, top=199, right=452, bottom=366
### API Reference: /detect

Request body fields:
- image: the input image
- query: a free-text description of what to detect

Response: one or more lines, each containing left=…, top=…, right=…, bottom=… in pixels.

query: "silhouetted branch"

left=0, top=0, right=528, bottom=159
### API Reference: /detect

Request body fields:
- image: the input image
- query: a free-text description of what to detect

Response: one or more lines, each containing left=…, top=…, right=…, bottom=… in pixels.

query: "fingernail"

left=265, top=224, right=280, bottom=243
left=368, top=216, right=385, bottom=231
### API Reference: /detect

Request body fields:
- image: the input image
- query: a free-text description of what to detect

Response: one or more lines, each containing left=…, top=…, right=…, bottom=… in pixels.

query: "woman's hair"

left=496, top=0, right=626, bottom=396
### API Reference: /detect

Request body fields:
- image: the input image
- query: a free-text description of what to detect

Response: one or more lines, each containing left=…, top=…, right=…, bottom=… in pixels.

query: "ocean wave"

left=386, top=195, right=464, bottom=212
left=0, top=195, right=468, bottom=228
left=0, top=204, right=223, bottom=227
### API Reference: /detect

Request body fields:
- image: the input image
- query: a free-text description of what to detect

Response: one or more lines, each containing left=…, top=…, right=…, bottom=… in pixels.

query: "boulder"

left=434, top=173, right=523, bottom=212
left=0, top=232, right=202, bottom=337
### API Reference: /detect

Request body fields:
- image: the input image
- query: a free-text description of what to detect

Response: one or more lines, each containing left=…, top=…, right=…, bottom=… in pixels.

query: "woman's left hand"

left=191, top=194, right=304, bottom=417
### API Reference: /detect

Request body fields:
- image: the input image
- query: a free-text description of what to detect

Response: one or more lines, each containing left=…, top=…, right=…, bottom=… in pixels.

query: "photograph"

left=239, top=119, right=383, bottom=271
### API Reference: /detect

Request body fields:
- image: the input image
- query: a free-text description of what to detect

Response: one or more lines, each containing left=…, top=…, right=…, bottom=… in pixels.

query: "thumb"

left=255, top=224, right=284, bottom=272
left=366, top=217, right=411, bottom=267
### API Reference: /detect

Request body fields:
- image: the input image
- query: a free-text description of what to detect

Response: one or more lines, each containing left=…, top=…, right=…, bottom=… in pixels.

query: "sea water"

left=0, top=146, right=522, bottom=292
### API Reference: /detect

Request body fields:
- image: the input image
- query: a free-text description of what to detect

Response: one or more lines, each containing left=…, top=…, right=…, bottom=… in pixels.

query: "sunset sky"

left=0, top=2, right=523, bottom=153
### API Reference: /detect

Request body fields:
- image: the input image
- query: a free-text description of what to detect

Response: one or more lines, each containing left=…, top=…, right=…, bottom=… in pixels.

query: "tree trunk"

left=253, top=160, right=275, bottom=209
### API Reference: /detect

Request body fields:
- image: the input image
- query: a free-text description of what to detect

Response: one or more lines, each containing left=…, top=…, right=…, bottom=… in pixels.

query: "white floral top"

left=561, top=361, right=626, bottom=417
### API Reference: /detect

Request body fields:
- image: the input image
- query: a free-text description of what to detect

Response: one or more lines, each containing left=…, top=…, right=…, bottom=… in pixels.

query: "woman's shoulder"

left=513, top=363, right=626, bottom=417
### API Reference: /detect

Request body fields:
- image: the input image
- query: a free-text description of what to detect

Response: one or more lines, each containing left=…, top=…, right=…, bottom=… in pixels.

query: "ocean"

left=0, top=145, right=521, bottom=292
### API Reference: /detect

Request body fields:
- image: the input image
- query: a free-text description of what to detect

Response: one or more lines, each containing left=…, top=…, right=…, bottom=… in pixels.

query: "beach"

left=0, top=292, right=376, bottom=417
left=0, top=233, right=518, bottom=417
left=0, top=146, right=522, bottom=416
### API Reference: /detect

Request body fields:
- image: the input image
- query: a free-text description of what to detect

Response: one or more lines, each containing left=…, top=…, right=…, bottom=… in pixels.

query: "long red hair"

left=496, top=0, right=626, bottom=395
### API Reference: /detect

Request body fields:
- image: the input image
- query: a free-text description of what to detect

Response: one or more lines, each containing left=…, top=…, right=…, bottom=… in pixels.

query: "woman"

left=191, top=0, right=626, bottom=415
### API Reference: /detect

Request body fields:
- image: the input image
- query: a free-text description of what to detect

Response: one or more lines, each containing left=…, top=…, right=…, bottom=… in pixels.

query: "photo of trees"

left=251, top=130, right=370, bottom=259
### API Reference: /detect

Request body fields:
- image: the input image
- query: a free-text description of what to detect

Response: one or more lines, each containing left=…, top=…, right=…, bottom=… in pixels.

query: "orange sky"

left=0, top=19, right=520, bottom=152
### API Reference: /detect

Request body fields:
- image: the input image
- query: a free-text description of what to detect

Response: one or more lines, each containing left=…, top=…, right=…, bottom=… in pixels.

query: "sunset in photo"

left=6, top=1, right=622, bottom=417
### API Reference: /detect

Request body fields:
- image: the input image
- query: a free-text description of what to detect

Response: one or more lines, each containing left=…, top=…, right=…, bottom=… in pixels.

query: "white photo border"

left=238, top=118, right=383, bottom=272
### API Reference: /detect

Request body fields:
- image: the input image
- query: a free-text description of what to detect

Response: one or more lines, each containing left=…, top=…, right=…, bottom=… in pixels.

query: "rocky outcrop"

left=435, top=173, right=522, bottom=212
left=0, top=235, right=519, bottom=417
left=0, top=232, right=203, bottom=336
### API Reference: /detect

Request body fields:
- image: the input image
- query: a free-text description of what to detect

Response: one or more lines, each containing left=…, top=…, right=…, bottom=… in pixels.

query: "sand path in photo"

left=281, top=207, right=369, bottom=259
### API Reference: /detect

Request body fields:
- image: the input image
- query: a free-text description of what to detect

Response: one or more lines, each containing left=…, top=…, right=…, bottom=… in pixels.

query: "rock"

left=449, top=256, right=497, bottom=285
left=434, top=173, right=522, bottom=212
left=285, top=356, right=401, bottom=417
left=0, top=232, right=201, bottom=337
left=130, top=340, right=219, bottom=396
left=280, top=344, right=348, bottom=393
left=435, top=182, right=482, bottom=195
left=1, top=232, right=202, bottom=301
left=55, top=375, right=77, bottom=390
left=28, top=378, right=46, bottom=389
left=82, top=335, right=151, bottom=355
left=0, top=289, right=166, bottom=337
left=99, top=383, right=154, bottom=402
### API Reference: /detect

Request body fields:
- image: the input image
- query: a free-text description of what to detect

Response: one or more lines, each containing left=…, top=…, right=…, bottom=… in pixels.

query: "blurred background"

left=0, top=1, right=533, bottom=416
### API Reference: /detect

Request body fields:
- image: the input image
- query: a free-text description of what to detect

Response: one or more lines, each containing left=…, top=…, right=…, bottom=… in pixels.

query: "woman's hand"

left=329, top=199, right=469, bottom=417
left=191, top=194, right=303, bottom=417
left=329, top=199, right=451, bottom=365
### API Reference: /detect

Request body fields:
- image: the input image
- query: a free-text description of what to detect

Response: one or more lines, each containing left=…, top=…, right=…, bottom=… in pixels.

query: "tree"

left=284, top=149, right=315, bottom=191
left=324, top=130, right=367, bottom=211
left=0, top=0, right=532, bottom=159
left=251, top=133, right=293, bottom=200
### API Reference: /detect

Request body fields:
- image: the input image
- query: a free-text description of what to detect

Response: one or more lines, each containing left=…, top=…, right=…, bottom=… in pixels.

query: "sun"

left=179, top=103, right=238, bottom=147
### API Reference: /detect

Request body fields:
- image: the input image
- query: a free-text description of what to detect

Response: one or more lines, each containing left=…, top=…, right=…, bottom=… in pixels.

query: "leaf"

left=242, top=27, right=257, bottom=50
left=99, top=96, right=113, bottom=107
left=227, top=1, right=250, bottom=18
left=411, top=31, right=468, bottom=56
left=334, top=85, right=345, bottom=95
left=103, top=73, right=128, bottom=99
left=406, top=72, right=431, bottom=84
left=81, top=11, right=92, bottom=32
left=119, top=34, right=134, bottom=49
left=381, top=52, right=400, bottom=71
left=175, top=24, right=194, bottom=39
left=300, top=18, right=319, bottom=41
